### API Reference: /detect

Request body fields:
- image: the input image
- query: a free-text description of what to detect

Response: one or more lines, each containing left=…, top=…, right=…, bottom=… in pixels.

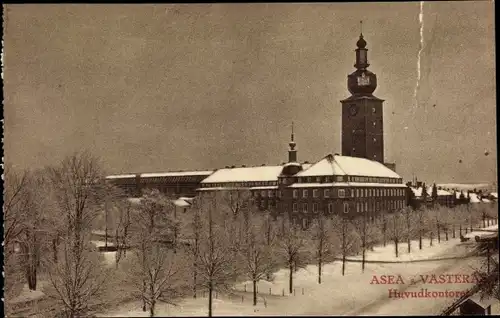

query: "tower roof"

left=356, top=34, right=367, bottom=49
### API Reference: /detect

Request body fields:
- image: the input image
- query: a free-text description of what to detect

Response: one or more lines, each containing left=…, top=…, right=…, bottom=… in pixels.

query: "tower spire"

left=288, top=121, right=297, bottom=163
left=360, top=20, right=363, bottom=36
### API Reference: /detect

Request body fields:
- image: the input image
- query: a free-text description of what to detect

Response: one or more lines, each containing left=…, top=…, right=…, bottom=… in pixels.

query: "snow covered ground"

left=8, top=281, right=47, bottom=304
left=100, top=223, right=498, bottom=317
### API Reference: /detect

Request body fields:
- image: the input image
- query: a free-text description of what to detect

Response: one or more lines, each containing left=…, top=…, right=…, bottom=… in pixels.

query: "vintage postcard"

left=3, top=2, right=498, bottom=317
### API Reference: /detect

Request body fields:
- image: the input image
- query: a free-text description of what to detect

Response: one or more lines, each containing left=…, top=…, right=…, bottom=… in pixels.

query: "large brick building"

left=106, top=31, right=408, bottom=224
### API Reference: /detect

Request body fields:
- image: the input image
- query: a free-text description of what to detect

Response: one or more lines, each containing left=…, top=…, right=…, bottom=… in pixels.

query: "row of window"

left=356, top=200, right=405, bottom=212
left=280, top=176, right=402, bottom=185
left=290, top=199, right=406, bottom=214
left=292, top=202, right=349, bottom=214
left=349, top=176, right=401, bottom=184
left=290, top=188, right=405, bottom=199
left=201, top=182, right=274, bottom=188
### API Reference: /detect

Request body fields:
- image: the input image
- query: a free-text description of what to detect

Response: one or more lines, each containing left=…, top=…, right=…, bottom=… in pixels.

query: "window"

left=373, top=121, right=376, bottom=126
left=356, top=203, right=360, bottom=213
left=262, top=191, right=266, bottom=197
left=338, top=189, right=346, bottom=198
left=293, top=203, right=298, bottom=212
left=316, top=177, right=322, bottom=183
left=303, top=190, right=308, bottom=198
left=324, top=189, right=330, bottom=198
left=343, top=202, right=349, bottom=213
left=313, top=189, right=319, bottom=198
left=313, top=203, right=319, bottom=213
left=308, top=177, right=312, bottom=183
left=368, top=189, right=372, bottom=197
left=372, top=107, right=376, bottom=113
left=328, top=203, right=334, bottom=213
left=268, top=190, right=273, bottom=197
left=302, top=218, right=308, bottom=229
left=302, top=203, right=308, bottom=213
left=356, top=189, right=360, bottom=197
left=277, top=191, right=282, bottom=198
left=365, top=202, right=368, bottom=212
left=336, top=176, right=344, bottom=182
left=293, top=190, right=298, bottom=198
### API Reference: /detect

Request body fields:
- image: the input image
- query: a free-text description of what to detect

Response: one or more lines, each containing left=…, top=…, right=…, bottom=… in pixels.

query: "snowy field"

left=100, top=223, right=499, bottom=316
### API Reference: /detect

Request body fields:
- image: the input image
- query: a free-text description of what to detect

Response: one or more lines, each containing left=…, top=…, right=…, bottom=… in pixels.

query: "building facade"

left=106, top=31, right=408, bottom=227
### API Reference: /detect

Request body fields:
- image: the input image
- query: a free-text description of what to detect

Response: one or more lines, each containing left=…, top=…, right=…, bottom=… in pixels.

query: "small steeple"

left=288, top=122, right=297, bottom=162
left=354, top=20, right=369, bottom=70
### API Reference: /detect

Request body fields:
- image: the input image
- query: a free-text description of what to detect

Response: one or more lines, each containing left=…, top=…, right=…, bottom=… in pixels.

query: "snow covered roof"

left=173, top=198, right=191, bottom=207
left=141, top=170, right=213, bottom=178
left=201, top=165, right=284, bottom=183
left=296, top=154, right=401, bottom=179
left=249, top=186, right=279, bottom=190
left=289, top=182, right=407, bottom=189
left=465, top=293, right=496, bottom=309
left=296, top=156, right=344, bottom=177
left=482, top=198, right=492, bottom=203
left=288, top=183, right=349, bottom=188
left=469, top=193, right=482, bottom=203
left=106, top=174, right=136, bottom=179
left=411, top=186, right=453, bottom=197
left=491, top=192, right=498, bottom=199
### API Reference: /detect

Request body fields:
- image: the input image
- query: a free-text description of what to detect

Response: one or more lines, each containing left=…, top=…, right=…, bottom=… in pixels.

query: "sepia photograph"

left=3, top=2, right=498, bottom=317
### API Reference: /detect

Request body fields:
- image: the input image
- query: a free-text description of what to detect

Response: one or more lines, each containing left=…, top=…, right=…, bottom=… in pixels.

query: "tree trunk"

left=452, top=224, right=456, bottom=239
left=395, top=238, right=399, bottom=258
left=342, top=252, right=346, bottom=276
left=362, top=247, right=366, bottom=273
left=419, top=227, right=422, bottom=250
left=318, top=258, right=322, bottom=284
left=459, top=224, right=462, bottom=236
left=445, top=228, right=449, bottom=241
left=149, top=300, right=156, bottom=317
left=437, top=221, right=441, bottom=243
left=52, top=237, right=58, bottom=263
left=193, top=262, right=198, bottom=298
left=289, top=264, right=294, bottom=294
left=430, top=232, right=433, bottom=247
left=253, top=280, right=257, bottom=306
left=208, top=282, right=213, bottom=317
left=142, top=281, right=147, bottom=312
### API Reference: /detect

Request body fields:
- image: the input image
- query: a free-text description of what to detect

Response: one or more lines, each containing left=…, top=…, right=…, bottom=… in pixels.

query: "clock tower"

left=341, top=30, right=385, bottom=164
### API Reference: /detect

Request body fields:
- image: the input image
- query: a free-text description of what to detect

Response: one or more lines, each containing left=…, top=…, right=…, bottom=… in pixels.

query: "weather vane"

left=360, top=20, right=363, bottom=35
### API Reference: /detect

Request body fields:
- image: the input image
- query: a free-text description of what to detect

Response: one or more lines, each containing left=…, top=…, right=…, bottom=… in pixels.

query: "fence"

left=194, top=285, right=307, bottom=302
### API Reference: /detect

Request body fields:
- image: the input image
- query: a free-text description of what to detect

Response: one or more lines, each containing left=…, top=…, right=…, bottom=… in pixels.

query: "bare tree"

left=196, top=193, right=238, bottom=317
left=124, top=194, right=186, bottom=318
left=387, top=212, right=405, bottom=258
left=276, top=214, right=309, bottom=293
left=401, top=206, right=415, bottom=254
left=3, top=166, right=30, bottom=247
left=337, top=215, right=361, bottom=276
left=185, top=196, right=204, bottom=299
left=127, top=189, right=178, bottom=313
left=237, top=211, right=276, bottom=306
left=44, top=151, right=109, bottom=317
left=310, top=215, right=340, bottom=282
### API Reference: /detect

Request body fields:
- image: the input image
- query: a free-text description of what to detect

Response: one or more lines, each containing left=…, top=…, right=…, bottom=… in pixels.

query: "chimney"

left=241, top=165, right=246, bottom=167
left=231, top=165, right=236, bottom=168
left=261, top=163, right=266, bottom=166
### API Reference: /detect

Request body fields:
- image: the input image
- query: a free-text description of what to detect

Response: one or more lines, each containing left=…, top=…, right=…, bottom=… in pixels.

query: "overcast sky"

left=4, top=2, right=496, bottom=184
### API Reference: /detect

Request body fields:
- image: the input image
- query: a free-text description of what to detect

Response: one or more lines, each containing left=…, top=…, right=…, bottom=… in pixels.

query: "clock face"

left=357, top=72, right=370, bottom=86
left=349, top=105, right=358, bottom=116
